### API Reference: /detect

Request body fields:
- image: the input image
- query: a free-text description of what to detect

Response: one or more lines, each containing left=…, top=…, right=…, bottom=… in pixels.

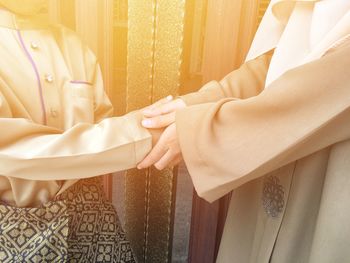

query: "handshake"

left=137, top=95, right=186, bottom=170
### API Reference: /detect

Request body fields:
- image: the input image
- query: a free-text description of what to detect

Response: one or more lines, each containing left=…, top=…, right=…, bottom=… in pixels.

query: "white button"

left=45, top=74, right=54, bottom=83
left=50, top=109, right=58, bottom=118
left=30, top=41, right=39, bottom=49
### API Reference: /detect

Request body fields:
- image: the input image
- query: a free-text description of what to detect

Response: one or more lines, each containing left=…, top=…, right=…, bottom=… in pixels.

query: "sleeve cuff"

left=180, top=81, right=225, bottom=106
left=176, top=104, right=222, bottom=202
left=123, top=110, right=152, bottom=165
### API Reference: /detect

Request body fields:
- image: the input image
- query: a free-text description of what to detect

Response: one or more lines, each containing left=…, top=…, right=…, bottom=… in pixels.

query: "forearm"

left=177, top=42, right=350, bottom=202
left=181, top=52, right=272, bottom=105
left=0, top=111, right=151, bottom=180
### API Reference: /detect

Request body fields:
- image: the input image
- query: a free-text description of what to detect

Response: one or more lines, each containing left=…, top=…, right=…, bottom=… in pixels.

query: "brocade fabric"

left=0, top=177, right=136, bottom=263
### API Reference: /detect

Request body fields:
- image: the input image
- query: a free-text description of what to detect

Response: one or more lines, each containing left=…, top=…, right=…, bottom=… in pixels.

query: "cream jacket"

left=178, top=40, right=350, bottom=262
left=0, top=10, right=151, bottom=207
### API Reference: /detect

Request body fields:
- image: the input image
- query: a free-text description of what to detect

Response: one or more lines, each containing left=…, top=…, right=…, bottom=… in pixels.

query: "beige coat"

left=0, top=10, right=151, bottom=207
left=178, top=38, right=350, bottom=262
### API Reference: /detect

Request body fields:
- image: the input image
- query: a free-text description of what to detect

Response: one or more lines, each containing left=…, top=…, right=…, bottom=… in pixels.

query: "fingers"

left=147, top=128, right=163, bottom=146
left=167, top=155, right=183, bottom=168
left=142, top=112, right=175, bottom=129
left=142, top=95, right=173, bottom=116
left=137, top=134, right=168, bottom=169
left=141, top=98, right=186, bottom=129
left=142, top=98, right=186, bottom=118
left=154, top=150, right=174, bottom=170
left=154, top=151, right=182, bottom=170
left=138, top=123, right=181, bottom=170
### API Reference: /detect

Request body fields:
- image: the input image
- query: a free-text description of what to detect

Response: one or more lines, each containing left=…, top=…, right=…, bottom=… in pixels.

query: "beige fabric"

left=0, top=0, right=48, bottom=16
left=178, top=1, right=350, bottom=262
left=246, top=0, right=350, bottom=87
left=0, top=9, right=151, bottom=207
left=179, top=40, right=350, bottom=262
left=178, top=33, right=350, bottom=263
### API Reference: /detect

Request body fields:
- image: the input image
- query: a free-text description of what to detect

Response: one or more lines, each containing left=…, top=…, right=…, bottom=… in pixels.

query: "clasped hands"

left=137, top=96, right=186, bottom=170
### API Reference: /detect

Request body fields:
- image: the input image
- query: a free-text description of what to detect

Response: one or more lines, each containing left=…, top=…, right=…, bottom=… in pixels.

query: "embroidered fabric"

left=0, top=177, right=136, bottom=263
left=262, top=175, right=285, bottom=218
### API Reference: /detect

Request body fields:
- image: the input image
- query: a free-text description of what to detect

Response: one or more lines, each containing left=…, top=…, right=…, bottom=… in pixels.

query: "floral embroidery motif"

left=262, top=175, right=285, bottom=218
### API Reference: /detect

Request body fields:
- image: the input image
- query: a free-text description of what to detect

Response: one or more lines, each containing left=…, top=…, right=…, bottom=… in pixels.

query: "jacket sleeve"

left=176, top=41, right=350, bottom=202
left=0, top=50, right=151, bottom=181
left=181, top=52, right=273, bottom=105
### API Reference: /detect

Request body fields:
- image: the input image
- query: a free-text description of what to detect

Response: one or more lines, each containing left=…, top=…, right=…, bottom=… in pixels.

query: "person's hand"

left=137, top=123, right=182, bottom=170
left=148, top=127, right=163, bottom=146
left=138, top=95, right=186, bottom=170
left=141, top=95, right=186, bottom=129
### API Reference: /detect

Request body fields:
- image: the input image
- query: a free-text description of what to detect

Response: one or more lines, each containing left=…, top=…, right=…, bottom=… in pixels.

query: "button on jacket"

left=0, top=10, right=151, bottom=207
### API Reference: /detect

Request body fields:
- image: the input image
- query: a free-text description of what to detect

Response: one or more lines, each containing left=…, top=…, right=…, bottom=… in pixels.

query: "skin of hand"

left=137, top=123, right=182, bottom=170
left=137, top=95, right=187, bottom=170
left=141, top=95, right=187, bottom=129
left=148, top=127, right=163, bottom=147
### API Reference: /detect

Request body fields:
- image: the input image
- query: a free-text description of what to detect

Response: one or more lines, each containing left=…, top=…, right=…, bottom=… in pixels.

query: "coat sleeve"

left=181, top=52, right=273, bottom=105
left=0, top=49, right=151, bottom=181
left=176, top=41, right=350, bottom=202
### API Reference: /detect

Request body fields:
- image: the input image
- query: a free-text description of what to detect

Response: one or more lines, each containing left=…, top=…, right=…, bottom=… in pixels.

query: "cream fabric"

left=179, top=40, right=350, bottom=262
left=0, top=9, right=151, bottom=207
left=246, top=0, right=350, bottom=87
left=178, top=1, right=350, bottom=261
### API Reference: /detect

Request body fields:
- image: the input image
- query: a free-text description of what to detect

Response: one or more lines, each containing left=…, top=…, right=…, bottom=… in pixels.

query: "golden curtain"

left=125, top=1, right=185, bottom=262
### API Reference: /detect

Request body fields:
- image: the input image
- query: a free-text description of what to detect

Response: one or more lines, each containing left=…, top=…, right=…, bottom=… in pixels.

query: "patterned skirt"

left=0, top=177, right=136, bottom=263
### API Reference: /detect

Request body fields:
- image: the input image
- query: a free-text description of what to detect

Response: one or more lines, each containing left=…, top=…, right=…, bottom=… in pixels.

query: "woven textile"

left=0, top=177, right=136, bottom=263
